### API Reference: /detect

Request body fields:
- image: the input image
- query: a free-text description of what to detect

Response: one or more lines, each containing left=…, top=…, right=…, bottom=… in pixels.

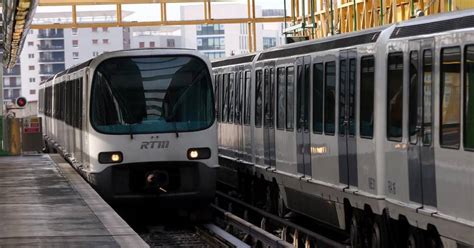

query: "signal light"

left=15, top=97, right=27, bottom=107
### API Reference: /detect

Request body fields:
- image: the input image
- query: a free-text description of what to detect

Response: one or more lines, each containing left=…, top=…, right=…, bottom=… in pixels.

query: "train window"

left=77, top=79, right=83, bottom=129
left=270, top=68, right=275, bottom=128
left=69, top=80, right=74, bottom=125
left=215, top=74, right=220, bottom=122
left=91, top=55, right=214, bottom=134
left=286, top=66, right=295, bottom=130
left=324, top=61, right=336, bottom=135
left=313, top=63, right=323, bottom=134
left=465, top=45, right=474, bottom=150
left=255, top=70, right=263, bottom=127
left=409, top=51, right=419, bottom=145
left=387, top=52, right=404, bottom=142
left=236, top=71, right=243, bottom=125
left=348, top=59, right=356, bottom=136
left=360, top=56, right=374, bottom=138
left=229, top=73, right=235, bottom=124
left=277, top=67, right=286, bottom=129
left=223, top=74, right=229, bottom=123
left=422, top=50, right=433, bottom=145
left=440, top=47, right=461, bottom=149
left=264, top=68, right=275, bottom=128
left=244, top=71, right=251, bottom=125
left=339, top=59, right=347, bottom=136
left=62, top=82, right=67, bottom=121
left=264, top=68, right=271, bottom=127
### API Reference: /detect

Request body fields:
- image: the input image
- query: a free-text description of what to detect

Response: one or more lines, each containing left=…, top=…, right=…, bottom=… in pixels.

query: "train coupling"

left=145, top=170, right=169, bottom=193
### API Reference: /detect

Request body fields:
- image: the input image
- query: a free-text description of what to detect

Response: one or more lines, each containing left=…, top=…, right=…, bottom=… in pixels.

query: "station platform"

left=0, top=154, right=148, bottom=247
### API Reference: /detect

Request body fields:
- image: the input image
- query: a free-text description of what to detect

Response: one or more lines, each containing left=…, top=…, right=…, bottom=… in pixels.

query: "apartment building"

left=20, top=11, right=128, bottom=102
left=180, top=4, right=284, bottom=59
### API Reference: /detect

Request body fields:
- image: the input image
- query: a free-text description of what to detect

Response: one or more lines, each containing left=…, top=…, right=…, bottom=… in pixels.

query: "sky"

left=35, top=0, right=289, bottom=22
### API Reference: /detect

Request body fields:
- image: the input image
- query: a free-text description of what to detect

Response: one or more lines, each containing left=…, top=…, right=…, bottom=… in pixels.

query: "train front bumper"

left=88, top=161, right=217, bottom=206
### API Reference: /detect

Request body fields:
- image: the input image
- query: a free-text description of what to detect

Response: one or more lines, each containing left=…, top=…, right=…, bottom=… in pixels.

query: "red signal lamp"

left=16, top=97, right=27, bottom=107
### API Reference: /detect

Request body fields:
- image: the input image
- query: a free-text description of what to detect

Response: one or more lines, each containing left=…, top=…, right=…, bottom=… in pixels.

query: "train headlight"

left=187, top=148, right=211, bottom=160
left=98, top=152, right=123, bottom=164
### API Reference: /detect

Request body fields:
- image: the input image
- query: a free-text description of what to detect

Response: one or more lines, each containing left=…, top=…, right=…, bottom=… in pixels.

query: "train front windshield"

left=91, top=55, right=214, bottom=134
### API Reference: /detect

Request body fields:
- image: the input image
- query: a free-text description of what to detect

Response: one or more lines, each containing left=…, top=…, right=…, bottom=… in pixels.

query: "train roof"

left=257, top=25, right=386, bottom=61
left=211, top=53, right=257, bottom=68
left=389, top=8, right=474, bottom=39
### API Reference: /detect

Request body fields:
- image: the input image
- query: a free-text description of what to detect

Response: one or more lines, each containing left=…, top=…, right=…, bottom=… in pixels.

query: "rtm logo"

left=140, top=141, right=170, bottom=150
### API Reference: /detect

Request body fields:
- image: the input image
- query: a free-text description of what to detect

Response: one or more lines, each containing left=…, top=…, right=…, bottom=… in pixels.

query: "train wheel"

left=350, top=214, right=363, bottom=248
left=370, top=216, right=388, bottom=248
left=425, top=229, right=442, bottom=248
left=277, top=192, right=288, bottom=218
left=407, top=227, right=423, bottom=248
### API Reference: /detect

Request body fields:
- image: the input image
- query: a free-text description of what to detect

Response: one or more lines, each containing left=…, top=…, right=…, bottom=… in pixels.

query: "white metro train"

left=38, top=49, right=218, bottom=207
left=213, top=10, right=474, bottom=247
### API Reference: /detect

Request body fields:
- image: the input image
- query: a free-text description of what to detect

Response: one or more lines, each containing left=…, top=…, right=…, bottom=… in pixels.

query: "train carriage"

left=214, top=9, right=474, bottom=247
left=39, top=49, right=218, bottom=207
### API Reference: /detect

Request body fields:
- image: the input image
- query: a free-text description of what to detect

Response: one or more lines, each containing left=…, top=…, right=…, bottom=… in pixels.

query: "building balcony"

left=38, top=57, right=65, bottom=63
left=3, top=67, right=21, bottom=75
left=37, top=44, right=64, bottom=50
left=37, top=29, right=64, bottom=39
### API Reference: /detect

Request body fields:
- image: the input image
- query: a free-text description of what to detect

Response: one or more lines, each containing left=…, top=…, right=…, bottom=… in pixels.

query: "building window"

left=29, top=30, right=34, bottom=34
left=103, top=39, right=109, bottom=44
left=263, top=37, right=277, bottom=49
left=93, top=51, right=99, bottom=57
left=92, top=27, right=98, bottom=32
left=440, top=47, right=461, bottom=149
left=73, top=52, right=79, bottom=59
left=29, top=78, right=35, bottom=83
left=150, top=41, right=155, bottom=48
left=196, top=24, right=225, bottom=35
left=28, top=42, right=34, bottom=46
left=139, top=42, right=145, bottom=48
left=72, top=40, right=78, bottom=47
left=102, top=27, right=108, bottom=32
left=92, top=39, right=98, bottom=44
left=29, top=65, right=35, bottom=71
left=72, top=28, right=78, bottom=35
left=30, top=90, right=36, bottom=95
left=197, top=37, right=224, bottom=50
left=167, top=39, right=175, bottom=48
left=28, top=53, right=34, bottom=59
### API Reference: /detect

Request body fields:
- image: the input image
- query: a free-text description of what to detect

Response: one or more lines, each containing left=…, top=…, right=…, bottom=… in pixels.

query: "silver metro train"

left=38, top=49, right=217, bottom=207
left=213, top=9, right=474, bottom=247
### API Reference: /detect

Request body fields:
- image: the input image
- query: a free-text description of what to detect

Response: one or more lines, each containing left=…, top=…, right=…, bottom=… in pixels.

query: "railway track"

left=213, top=191, right=349, bottom=248
left=117, top=191, right=347, bottom=248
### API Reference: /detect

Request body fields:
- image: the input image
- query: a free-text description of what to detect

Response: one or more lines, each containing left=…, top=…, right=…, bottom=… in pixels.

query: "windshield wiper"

left=168, top=114, right=179, bottom=138
left=128, top=123, right=134, bottom=140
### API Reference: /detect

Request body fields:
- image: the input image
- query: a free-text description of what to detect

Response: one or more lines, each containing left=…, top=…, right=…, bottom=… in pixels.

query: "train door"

left=296, top=56, right=312, bottom=177
left=263, top=67, right=276, bottom=167
left=338, top=50, right=358, bottom=187
left=407, top=39, right=437, bottom=208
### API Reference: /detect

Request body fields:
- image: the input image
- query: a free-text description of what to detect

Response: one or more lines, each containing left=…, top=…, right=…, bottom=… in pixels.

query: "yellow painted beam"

left=30, top=17, right=289, bottom=29
left=39, top=0, right=207, bottom=6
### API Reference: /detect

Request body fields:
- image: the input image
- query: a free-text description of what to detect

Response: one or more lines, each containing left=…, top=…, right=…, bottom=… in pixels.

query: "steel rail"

left=215, top=191, right=349, bottom=248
